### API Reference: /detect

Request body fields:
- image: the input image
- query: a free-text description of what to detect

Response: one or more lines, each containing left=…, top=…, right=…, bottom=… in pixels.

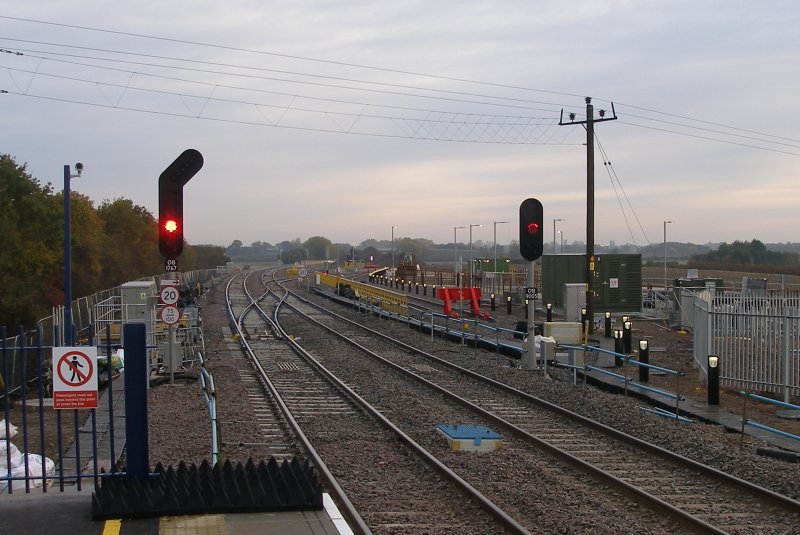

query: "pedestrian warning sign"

left=52, top=347, right=98, bottom=410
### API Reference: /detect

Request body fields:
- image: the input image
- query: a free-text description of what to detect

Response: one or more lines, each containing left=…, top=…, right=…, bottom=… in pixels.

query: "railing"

left=198, top=351, right=219, bottom=466
left=2, top=268, right=220, bottom=396
left=1, top=328, right=124, bottom=494
left=737, top=391, right=800, bottom=447
left=556, top=344, right=686, bottom=421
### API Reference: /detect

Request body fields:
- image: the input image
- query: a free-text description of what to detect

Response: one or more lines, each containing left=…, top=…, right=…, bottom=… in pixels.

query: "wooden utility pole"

left=559, top=97, right=617, bottom=333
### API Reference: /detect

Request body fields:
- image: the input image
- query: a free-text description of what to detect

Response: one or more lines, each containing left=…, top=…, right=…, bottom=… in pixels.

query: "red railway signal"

left=158, top=149, right=203, bottom=259
left=519, top=198, right=544, bottom=261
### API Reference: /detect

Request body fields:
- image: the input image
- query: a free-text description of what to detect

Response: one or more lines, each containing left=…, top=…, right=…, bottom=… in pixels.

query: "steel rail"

left=286, top=284, right=800, bottom=533
left=225, top=268, right=372, bottom=535
left=261, top=273, right=532, bottom=535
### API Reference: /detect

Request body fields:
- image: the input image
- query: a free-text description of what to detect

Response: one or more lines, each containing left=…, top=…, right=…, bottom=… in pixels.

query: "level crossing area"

left=2, top=263, right=800, bottom=534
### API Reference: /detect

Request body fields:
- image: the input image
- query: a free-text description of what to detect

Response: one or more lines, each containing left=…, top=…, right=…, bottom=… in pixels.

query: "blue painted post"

left=123, top=323, right=149, bottom=480
left=63, top=165, right=72, bottom=346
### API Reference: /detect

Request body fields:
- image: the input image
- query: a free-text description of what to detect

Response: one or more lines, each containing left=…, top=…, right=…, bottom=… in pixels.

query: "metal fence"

left=2, top=328, right=124, bottom=493
left=1, top=267, right=223, bottom=493
left=1, top=268, right=221, bottom=397
left=693, top=291, right=800, bottom=402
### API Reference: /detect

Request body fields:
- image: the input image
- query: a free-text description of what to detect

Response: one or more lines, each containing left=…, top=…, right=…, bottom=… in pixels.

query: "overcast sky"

left=2, top=2, right=798, bottom=250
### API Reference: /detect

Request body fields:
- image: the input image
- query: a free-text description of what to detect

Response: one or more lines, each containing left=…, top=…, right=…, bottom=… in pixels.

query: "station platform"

left=1, top=357, right=352, bottom=534
left=0, top=489, right=349, bottom=534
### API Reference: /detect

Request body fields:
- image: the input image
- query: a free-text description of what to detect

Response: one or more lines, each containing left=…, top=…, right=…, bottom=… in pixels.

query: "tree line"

left=1, top=153, right=228, bottom=328
left=688, top=239, right=800, bottom=275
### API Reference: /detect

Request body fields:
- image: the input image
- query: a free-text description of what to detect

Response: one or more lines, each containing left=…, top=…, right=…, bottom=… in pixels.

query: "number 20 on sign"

left=160, top=285, right=179, bottom=305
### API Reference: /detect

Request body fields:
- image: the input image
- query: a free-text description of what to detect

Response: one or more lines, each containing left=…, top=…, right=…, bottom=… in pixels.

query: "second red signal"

left=519, top=198, right=544, bottom=261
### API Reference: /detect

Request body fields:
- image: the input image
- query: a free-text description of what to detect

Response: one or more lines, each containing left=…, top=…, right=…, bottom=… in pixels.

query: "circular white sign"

left=298, top=267, right=308, bottom=278
left=160, top=305, right=180, bottom=325
left=160, top=285, right=180, bottom=305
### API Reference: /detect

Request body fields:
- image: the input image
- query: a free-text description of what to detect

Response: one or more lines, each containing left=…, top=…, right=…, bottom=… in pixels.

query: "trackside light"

left=159, top=212, right=183, bottom=258
left=519, top=198, right=544, bottom=261
left=158, top=149, right=203, bottom=259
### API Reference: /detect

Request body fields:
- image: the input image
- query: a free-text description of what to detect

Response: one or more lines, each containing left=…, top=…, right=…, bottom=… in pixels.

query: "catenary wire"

left=1, top=16, right=797, bottom=154
left=595, top=133, right=651, bottom=246
left=0, top=88, right=581, bottom=145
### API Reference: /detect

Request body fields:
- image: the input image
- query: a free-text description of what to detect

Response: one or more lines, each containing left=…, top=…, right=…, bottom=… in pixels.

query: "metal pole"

left=525, top=261, right=536, bottom=369
left=664, top=220, right=673, bottom=295
left=553, top=218, right=562, bottom=256
left=63, top=164, right=83, bottom=345
left=169, top=323, right=175, bottom=385
left=63, top=165, right=72, bottom=346
left=493, top=221, right=508, bottom=294
left=454, top=226, right=465, bottom=278
left=494, top=223, right=497, bottom=278
left=391, top=225, right=396, bottom=271
left=469, top=224, right=481, bottom=287
left=459, top=256, right=464, bottom=344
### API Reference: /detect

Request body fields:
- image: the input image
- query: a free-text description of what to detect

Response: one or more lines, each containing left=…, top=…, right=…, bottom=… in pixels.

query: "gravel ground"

left=148, top=275, right=271, bottom=467
left=147, top=273, right=800, bottom=509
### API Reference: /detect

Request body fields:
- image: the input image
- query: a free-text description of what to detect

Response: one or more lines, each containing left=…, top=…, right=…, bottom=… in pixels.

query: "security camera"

left=75, top=162, right=84, bottom=176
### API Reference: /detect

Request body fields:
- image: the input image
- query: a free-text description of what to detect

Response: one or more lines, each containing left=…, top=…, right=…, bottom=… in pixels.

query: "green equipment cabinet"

left=542, top=254, right=642, bottom=313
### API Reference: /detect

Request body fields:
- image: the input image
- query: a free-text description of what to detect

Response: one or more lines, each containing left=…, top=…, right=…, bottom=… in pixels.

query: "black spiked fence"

left=92, top=457, right=322, bottom=519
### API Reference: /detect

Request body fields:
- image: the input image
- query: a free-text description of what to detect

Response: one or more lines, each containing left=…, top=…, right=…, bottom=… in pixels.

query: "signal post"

left=158, top=149, right=203, bottom=384
left=519, top=198, right=544, bottom=370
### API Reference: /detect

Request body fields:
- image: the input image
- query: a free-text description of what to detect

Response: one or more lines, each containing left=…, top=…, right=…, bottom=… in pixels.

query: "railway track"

left=226, top=268, right=526, bottom=534
left=271, top=272, right=800, bottom=534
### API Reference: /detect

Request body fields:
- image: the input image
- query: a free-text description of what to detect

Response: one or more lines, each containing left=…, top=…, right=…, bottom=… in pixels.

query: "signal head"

left=519, top=198, right=544, bottom=261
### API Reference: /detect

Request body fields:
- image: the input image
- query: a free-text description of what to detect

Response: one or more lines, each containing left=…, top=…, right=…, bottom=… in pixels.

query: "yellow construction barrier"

left=317, top=273, right=408, bottom=316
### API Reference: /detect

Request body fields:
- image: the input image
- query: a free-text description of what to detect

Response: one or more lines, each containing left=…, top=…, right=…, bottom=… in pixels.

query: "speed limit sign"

left=298, top=267, right=308, bottom=278
left=161, top=305, right=180, bottom=325
left=160, top=285, right=180, bottom=305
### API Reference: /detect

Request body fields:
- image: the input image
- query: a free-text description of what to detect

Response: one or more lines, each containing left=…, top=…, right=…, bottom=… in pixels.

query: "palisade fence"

left=692, top=290, right=800, bottom=402
left=1, top=267, right=223, bottom=398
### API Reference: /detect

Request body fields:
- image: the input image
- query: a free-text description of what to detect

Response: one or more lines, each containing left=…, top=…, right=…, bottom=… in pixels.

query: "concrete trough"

left=436, top=424, right=503, bottom=452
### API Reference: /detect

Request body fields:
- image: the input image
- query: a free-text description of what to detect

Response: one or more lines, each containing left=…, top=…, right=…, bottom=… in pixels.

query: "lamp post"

left=639, top=339, right=650, bottom=382
left=391, top=225, right=397, bottom=271
left=663, top=220, right=673, bottom=292
left=469, top=223, right=481, bottom=283
left=453, top=226, right=465, bottom=281
left=553, top=218, right=563, bottom=255
left=707, top=355, right=720, bottom=405
left=493, top=221, right=508, bottom=293
left=63, top=163, right=83, bottom=346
